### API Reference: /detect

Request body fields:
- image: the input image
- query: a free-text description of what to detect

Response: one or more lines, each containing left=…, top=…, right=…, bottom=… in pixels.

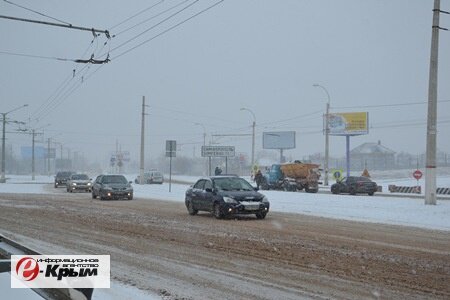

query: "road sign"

left=413, top=169, right=423, bottom=180
left=166, top=140, right=176, bottom=157
left=201, top=146, right=235, bottom=157
left=331, top=169, right=344, bottom=181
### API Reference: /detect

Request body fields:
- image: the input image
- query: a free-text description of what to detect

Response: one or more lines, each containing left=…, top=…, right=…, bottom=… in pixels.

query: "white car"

left=134, top=171, right=164, bottom=184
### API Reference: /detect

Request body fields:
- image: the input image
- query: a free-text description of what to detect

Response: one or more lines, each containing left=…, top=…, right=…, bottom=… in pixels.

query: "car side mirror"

left=254, top=187, right=259, bottom=191
left=205, top=188, right=213, bottom=193
left=129, top=181, right=132, bottom=184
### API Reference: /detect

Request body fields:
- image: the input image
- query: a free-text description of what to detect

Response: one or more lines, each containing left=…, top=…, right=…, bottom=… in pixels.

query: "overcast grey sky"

left=1, top=0, right=449, bottom=166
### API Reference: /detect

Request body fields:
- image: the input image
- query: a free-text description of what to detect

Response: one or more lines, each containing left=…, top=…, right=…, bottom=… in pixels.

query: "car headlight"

left=261, top=196, right=269, bottom=203
left=223, top=196, right=237, bottom=204
left=72, top=183, right=77, bottom=186
left=87, top=182, right=92, bottom=186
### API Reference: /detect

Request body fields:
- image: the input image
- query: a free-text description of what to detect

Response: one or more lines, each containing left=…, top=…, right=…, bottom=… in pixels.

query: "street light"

left=1, top=104, right=28, bottom=182
left=194, top=123, right=207, bottom=147
left=240, top=108, right=256, bottom=172
left=313, top=84, right=330, bottom=186
left=195, top=123, right=208, bottom=175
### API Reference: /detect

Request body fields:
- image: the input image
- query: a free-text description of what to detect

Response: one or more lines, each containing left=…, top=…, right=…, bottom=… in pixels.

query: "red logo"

left=16, top=257, right=40, bottom=281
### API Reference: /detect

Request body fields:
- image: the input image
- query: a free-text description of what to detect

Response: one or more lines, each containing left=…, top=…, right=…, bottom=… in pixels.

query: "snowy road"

left=1, top=188, right=449, bottom=299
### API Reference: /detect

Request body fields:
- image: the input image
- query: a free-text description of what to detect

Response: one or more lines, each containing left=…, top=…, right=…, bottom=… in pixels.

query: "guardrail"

left=388, top=185, right=450, bottom=195
left=388, top=185, right=421, bottom=194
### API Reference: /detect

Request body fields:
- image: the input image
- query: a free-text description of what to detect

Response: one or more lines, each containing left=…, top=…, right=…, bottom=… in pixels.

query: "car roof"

left=197, top=175, right=240, bottom=180
left=102, top=174, right=126, bottom=177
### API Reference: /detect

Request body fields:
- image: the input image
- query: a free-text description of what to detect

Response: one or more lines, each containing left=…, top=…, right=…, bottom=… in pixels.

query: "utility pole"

left=1, top=113, right=6, bottom=183
left=1, top=104, right=28, bottom=182
left=252, top=120, right=256, bottom=170
left=240, top=108, right=256, bottom=174
left=313, top=84, right=331, bottom=186
left=425, top=0, right=443, bottom=205
left=139, top=96, right=148, bottom=185
left=47, top=138, right=51, bottom=176
left=32, top=129, right=36, bottom=180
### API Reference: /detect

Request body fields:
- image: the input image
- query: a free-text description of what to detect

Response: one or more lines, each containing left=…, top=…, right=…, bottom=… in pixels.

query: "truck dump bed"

left=280, top=163, right=320, bottom=179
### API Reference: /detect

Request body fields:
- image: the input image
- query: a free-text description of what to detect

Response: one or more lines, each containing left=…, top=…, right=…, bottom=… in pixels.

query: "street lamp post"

left=195, top=123, right=207, bottom=175
left=1, top=104, right=28, bottom=182
left=313, top=84, right=330, bottom=186
left=240, top=108, right=256, bottom=173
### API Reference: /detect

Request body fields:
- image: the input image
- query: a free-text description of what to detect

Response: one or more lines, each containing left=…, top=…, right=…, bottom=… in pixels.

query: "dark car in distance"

left=92, top=175, right=133, bottom=200
left=331, top=176, right=378, bottom=196
left=54, top=171, right=75, bottom=188
left=185, top=176, right=270, bottom=219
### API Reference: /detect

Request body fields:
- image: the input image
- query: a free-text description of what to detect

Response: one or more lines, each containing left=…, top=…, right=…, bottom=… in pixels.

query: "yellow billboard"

left=327, top=112, right=368, bottom=135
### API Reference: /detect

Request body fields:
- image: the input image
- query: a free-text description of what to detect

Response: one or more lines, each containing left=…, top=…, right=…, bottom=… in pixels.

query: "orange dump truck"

left=260, top=162, right=321, bottom=193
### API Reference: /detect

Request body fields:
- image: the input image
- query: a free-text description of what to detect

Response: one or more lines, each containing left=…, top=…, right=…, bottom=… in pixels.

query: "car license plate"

left=241, top=201, right=259, bottom=211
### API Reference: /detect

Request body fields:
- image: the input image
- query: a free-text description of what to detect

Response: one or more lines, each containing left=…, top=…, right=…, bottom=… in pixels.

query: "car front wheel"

left=186, top=200, right=198, bottom=215
left=255, top=211, right=267, bottom=219
left=213, top=203, right=223, bottom=219
left=331, top=186, right=339, bottom=194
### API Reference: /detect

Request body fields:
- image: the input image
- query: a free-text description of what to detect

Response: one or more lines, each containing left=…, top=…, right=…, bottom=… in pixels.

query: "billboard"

left=327, top=112, right=368, bottom=136
left=263, top=131, right=296, bottom=149
left=21, top=147, right=56, bottom=159
left=21, top=146, right=45, bottom=159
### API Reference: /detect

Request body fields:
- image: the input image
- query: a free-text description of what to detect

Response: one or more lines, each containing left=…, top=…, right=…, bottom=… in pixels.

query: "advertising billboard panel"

left=21, top=146, right=46, bottom=159
left=327, top=112, right=368, bottom=136
left=262, top=131, right=296, bottom=149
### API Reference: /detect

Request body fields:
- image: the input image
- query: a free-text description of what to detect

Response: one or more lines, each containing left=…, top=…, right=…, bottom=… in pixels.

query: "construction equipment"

left=259, top=162, right=321, bottom=193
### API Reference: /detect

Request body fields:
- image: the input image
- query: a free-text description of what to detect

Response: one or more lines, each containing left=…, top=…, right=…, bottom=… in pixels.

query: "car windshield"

left=102, top=175, right=128, bottom=184
left=213, top=177, right=254, bottom=191
left=71, top=174, right=89, bottom=180
left=58, top=172, right=73, bottom=177
left=356, top=177, right=372, bottom=182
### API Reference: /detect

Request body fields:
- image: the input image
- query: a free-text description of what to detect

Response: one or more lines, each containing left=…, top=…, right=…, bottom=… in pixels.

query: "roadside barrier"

left=388, top=185, right=421, bottom=194
left=437, top=187, right=450, bottom=195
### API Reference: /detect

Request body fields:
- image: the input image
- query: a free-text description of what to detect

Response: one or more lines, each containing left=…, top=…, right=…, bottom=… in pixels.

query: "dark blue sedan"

left=185, top=176, right=270, bottom=219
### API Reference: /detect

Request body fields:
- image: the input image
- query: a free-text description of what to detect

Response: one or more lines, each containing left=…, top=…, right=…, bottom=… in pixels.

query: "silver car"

left=66, top=174, right=93, bottom=193
left=134, top=171, right=164, bottom=184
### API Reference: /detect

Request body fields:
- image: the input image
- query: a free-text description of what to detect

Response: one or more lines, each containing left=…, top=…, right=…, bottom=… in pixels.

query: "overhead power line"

left=333, top=100, right=450, bottom=110
left=109, top=0, right=201, bottom=54
left=113, top=0, right=189, bottom=37
left=0, top=14, right=110, bottom=37
left=112, top=0, right=225, bottom=60
left=109, top=0, right=165, bottom=31
left=3, top=0, right=71, bottom=25
left=0, top=50, right=74, bottom=62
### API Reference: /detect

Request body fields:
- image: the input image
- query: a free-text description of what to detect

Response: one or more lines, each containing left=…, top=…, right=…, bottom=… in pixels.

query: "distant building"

left=350, top=141, right=396, bottom=171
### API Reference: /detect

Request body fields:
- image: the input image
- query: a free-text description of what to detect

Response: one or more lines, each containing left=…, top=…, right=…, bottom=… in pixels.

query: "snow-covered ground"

left=1, top=174, right=449, bottom=231
left=1, top=173, right=449, bottom=299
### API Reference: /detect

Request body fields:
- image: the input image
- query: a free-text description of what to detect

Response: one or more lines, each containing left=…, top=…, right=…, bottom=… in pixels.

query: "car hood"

left=103, top=183, right=132, bottom=189
left=72, top=180, right=91, bottom=184
left=217, top=190, right=264, bottom=202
